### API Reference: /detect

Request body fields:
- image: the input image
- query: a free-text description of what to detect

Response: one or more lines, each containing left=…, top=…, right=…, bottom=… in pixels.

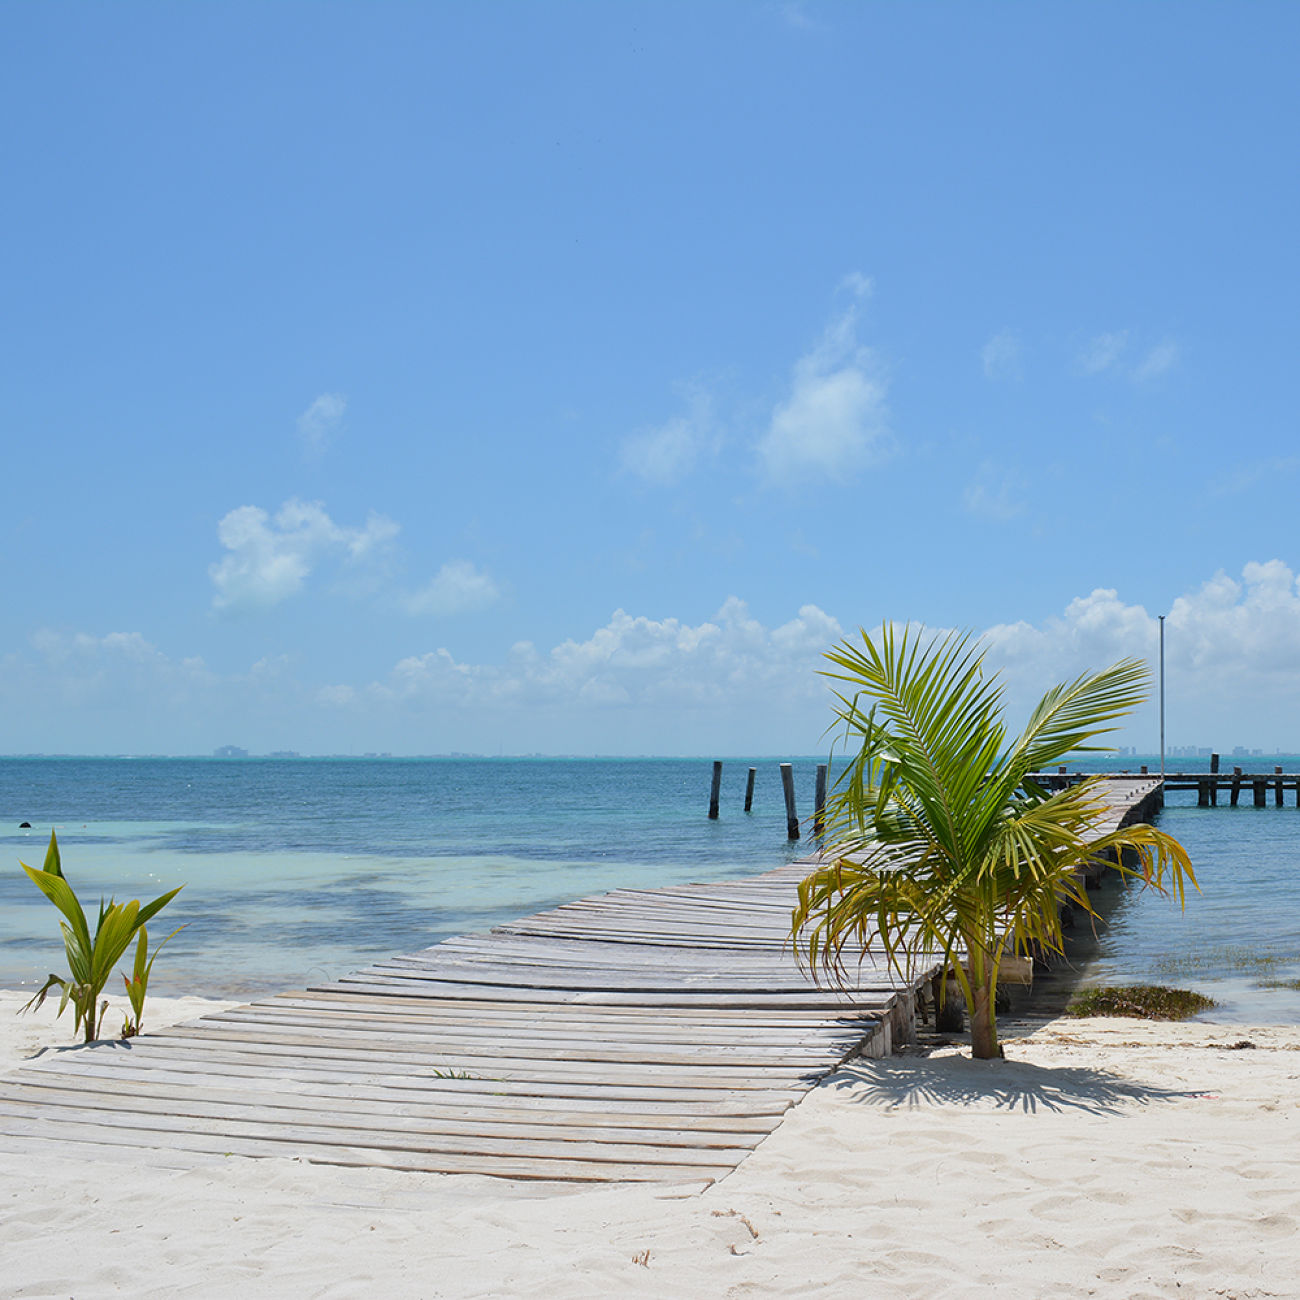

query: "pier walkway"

left=0, top=777, right=1161, bottom=1186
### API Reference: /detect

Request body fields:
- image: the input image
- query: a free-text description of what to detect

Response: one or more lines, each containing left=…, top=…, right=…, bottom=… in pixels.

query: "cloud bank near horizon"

left=9, top=559, right=1300, bottom=755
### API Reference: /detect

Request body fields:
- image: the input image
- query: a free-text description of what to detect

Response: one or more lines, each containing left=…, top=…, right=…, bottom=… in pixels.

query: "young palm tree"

left=792, top=623, right=1195, bottom=1060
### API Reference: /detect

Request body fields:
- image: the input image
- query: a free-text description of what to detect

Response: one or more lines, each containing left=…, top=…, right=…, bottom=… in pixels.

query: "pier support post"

left=1276, top=766, right=1284, bottom=807
left=1254, top=779, right=1267, bottom=808
left=780, top=763, right=800, bottom=839
left=1210, top=753, right=1220, bottom=806
left=1197, top=778, right=1210, bottom=807
left=936, top=974, right=965, bottom=1032
left=1231, top=766, right=1242, bottom=806
left=708, top=761, right=722, bottom=820
left=744, top=766, right=756, bottom=813
left=813, top=763, right=828, bottom=837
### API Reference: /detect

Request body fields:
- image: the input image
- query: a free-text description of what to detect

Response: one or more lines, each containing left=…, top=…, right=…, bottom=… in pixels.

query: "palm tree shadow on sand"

left=826, top=1054, right=1200, bottom=1116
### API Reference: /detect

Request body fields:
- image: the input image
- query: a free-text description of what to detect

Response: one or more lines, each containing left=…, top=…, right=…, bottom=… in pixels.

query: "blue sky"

left=3, top=2, right=1298, bottom=755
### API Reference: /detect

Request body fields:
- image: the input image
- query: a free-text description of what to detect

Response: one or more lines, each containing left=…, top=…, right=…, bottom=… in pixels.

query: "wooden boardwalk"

left=0, top=866, right=921, bottom=1187
left=0, top=777, right=1162, bottom=1186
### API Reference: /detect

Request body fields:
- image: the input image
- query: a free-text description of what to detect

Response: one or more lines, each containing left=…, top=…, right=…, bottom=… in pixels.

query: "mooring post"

left=813, top=763, right=828, bottom=837
left=743, top=766, right=756, bottom=813
left=780, top=763, right=800, bottom=839
left=1140, top=764, right=1148, bottom=775
left=1210, top=752, right=1220, bottom=805
left=708, top=761, right=722, bottom=820
left=1276, top=765, right=1284, bottom=807
left=1231, top=765, right=1242, bottom=806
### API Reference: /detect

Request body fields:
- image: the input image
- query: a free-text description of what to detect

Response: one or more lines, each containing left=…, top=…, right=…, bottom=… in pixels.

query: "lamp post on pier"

left=1159, top=614, right=1166, bottom=778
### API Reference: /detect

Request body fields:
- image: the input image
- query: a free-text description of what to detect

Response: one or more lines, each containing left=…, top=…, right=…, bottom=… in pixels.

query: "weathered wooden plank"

left=5, top=1072, right=780, bottom=1133
left=0, top=1081, right=772, bottom=1150
left=150, top=1020, right=856, bottom=1065
left=0, top=1098, right=755, bottom=1169
left=204, top=1007, right=869, bottom=1051
left=103, top=1033, right=830, bottom=1086
left=22, top=1053, right=803, bottom=1110
left=262, top=991, right=878, bottom=1029
left=0, top=1113, right=734, bottom=1183
left=323, top=975, right=893, bottom=1010
left=362, top=963, right=881, bottom=994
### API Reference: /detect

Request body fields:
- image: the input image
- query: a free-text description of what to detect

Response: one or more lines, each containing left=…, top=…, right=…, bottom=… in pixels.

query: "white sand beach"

left=2, top=991, right=1298, bottom=1298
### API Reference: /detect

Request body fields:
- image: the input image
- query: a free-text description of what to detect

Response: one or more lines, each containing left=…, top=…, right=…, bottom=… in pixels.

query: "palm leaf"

left=795, top=621, right=1197, bottom=1059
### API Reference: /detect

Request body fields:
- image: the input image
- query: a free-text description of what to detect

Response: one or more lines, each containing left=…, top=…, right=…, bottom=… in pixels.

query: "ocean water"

left=2, top=755, right=1298, bottom=1023
left=0, top=758, right=817, bottom=998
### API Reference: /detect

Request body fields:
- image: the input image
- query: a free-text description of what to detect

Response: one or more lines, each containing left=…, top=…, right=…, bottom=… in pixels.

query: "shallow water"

left=1063, top=789, right=1300, bottom=1023
left=0, top=758, right=815, bottom=996
left=3, top=757, right=1298, bottom=1021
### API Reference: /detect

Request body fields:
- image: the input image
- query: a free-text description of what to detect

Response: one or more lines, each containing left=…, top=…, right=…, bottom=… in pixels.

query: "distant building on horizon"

left=213, top=745, right=248, bottom=759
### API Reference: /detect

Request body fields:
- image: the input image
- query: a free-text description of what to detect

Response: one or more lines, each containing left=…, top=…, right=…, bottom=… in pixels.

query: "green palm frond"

left=794, top=623, right=1196, bottom=1060
left=19, top=831, right=184, bottom=1043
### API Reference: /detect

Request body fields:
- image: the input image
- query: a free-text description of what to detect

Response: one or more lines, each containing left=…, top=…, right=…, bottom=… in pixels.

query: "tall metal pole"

left=1159, top=614, right=1166, bottom=777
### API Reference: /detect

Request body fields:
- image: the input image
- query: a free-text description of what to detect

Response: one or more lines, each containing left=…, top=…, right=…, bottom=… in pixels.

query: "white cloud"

left=16, top=561, right=1300, bottom=755
left=1078, top=331, right=1129, bottom=374
left=1134, top=341, right=1179, bottom=381
left=331, top=599, right=846, bottom=719
left=304, top=563, right=1300, bottom=751
left=772, top=1, right=822, bottom=30
left=980, top=561, right=1300, bottom=744
left=980, top=330, right=1021, bottom=381
left=756, top=298, right=890, bottom=484
left=619, top=389, right=714, bottom=486
left=403, top=560, right=501, bottom=616
left=963, top=462, right=1025, bottom=521
left=838, top=271, right=874, bottom=299
left=297, top=393, right=347, bottom=455
left=209, top=499, right=399, bottom=613
left=1211, top=456, right=1300, bottom=498
left=1076, top=332, right=1179, bottom=383
left=20, top=629, right=214, bottom=723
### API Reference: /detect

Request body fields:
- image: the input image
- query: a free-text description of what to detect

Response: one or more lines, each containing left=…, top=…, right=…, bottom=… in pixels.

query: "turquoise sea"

left=2, top=755, right=1298, bottom=1023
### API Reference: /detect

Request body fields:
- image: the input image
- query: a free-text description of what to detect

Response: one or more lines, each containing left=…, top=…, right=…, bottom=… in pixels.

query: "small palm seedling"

left=120, top=923, right=186, bottom=1038
left=19, top=830, right=184, bottom=1043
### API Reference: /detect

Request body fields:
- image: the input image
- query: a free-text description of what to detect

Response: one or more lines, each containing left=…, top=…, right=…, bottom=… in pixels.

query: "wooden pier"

left=1035, top=766, right=1300, bottom=808
left=0, top=778, right=1163, bottom=1186
left=0, top=867, right=922, bottom=1188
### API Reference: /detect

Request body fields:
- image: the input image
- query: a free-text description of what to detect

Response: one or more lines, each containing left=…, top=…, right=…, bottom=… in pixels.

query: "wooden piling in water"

left=708, top=761, right=722, bottom=820
left=780, top=763, right=800, bottom=839
left=813, top=764, right=828, bottom=837
left=1276, top=766, right=1284, bottom=807
left=1231, top=765, right=1243, bottom=806
left=744, top=766, right=756, bottom=813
